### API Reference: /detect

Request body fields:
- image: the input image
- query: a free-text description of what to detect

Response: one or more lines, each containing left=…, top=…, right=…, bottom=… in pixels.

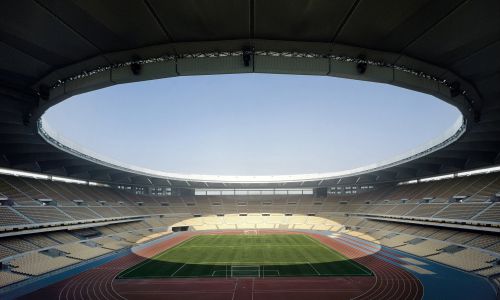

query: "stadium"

left=0, top=1, right=499, bottom=299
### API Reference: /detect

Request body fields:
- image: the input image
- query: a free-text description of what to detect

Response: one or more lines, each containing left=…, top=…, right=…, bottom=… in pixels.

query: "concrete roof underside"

left=0, top=0, right=499, bottom=189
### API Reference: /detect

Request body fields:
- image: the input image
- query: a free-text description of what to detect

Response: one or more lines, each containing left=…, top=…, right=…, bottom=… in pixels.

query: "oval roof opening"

left=42, top=74, right=461, bottom=179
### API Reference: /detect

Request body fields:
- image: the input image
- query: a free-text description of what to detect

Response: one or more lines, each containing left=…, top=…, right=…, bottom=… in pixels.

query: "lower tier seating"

left=9, top=252, right=79, bottom=276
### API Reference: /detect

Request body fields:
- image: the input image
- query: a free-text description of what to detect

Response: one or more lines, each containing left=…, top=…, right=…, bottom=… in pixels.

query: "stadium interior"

left=1, top=1, right=499, bottom=299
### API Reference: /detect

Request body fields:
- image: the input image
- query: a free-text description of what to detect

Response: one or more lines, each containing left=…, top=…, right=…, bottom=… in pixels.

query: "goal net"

left=230, top=265, right=260, bottom=277
left=244, top=230, right=258, bottom=235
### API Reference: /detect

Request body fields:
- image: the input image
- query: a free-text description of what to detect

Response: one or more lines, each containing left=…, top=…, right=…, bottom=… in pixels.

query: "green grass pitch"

left=118, top=234, right=372, bottom=278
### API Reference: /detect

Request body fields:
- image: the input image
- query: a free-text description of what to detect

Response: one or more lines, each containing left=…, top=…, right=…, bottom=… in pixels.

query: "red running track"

left=21, top=231, right=423, bottom=300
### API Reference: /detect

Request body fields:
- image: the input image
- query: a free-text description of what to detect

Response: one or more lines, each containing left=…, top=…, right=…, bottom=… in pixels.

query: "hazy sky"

left=44, top=74, right=460, bottom=176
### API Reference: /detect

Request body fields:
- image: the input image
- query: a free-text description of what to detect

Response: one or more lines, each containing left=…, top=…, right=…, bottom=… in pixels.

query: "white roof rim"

left=38, top=114, right=465, bottom=184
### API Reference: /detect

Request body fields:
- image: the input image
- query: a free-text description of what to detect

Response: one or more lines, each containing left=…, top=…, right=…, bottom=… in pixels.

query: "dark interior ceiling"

left=0, top=0, right=499, bottom=188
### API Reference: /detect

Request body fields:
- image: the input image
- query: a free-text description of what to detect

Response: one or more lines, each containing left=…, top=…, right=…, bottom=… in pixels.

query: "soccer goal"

left=230, top=265, right=261, bottom=277
left=244, top=230, right=258, bottom=235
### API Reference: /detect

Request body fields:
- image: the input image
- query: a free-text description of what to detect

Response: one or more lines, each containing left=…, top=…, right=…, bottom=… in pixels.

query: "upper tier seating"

left=14, top=207, right=73, bottom=223
left=58, top=206, right=102, bottom=220
left=0, top=177, right=39, bottom=205
left=0, top=207, right=30, bottom=226
left=427, top=249, right=497, bottom=271
left=473, top=203, right=500, bottom=222
left=22, top=235, right=60, bottom=248
left=433, top=203, right=491, bottom=220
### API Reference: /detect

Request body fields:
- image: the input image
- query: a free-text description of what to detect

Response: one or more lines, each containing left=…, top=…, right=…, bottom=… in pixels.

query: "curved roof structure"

left=0, top=0, right=499, bottom=188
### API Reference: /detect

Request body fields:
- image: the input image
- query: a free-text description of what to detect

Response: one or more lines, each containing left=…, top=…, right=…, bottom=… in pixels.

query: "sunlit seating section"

left=473, top=202, right=500, bottom=222
left=266, top=215, right=285, bottom=224
left=218, top=224, right=237, bottom=229
left=59, top=206, right=102, bottom=220
left=56, top=243, right=112, bottom=260
left=235, top=223, right=254, bottom=229
left=286, top=215, right=307, bottom=224
left=255, top=222, right=275, bottom=229
left=0, top=271, right=29, bottom=288
left=433, top=203, right=491, bottom=220
left=9, top=252, right=79, bottom=276
left=397, top=239, right=449, bottom=257
left=348, top=230, right=380, bottom=243
left=14, top=207, right=74, bottom=223
left=293, top=223, right=313, bottom=230
left=220, top=215, right=238, bottom=225
left=181, top=217, right=204, bottom=226
left=323, top=218, right=343, bottom=231
left=0, top=206, right=30, bottom=227
left=203, top=216, right=223, bottom=225
left=428, top=248, right=497, bottom=271
left=193, top=224, right=218, bottom=230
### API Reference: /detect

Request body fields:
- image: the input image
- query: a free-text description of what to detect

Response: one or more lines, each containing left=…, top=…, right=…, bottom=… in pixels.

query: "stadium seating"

left=14, top=207, right=73, bottom=223
left=0, top=271, right=29, bottom=288
left=427, top=249, right=497, bottom=271
left=0, top=171, right=499, bottom=290
left=0, top=207, right=30, bottom=227
left=8, top=252, right=79, bottom=276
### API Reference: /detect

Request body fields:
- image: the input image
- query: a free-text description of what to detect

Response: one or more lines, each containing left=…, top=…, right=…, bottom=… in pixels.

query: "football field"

left=119, top=234, right=372, bottom=278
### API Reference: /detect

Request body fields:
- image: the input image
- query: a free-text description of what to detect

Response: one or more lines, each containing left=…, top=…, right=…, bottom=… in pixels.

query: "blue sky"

left=44, top=74, right=461, bottom=176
